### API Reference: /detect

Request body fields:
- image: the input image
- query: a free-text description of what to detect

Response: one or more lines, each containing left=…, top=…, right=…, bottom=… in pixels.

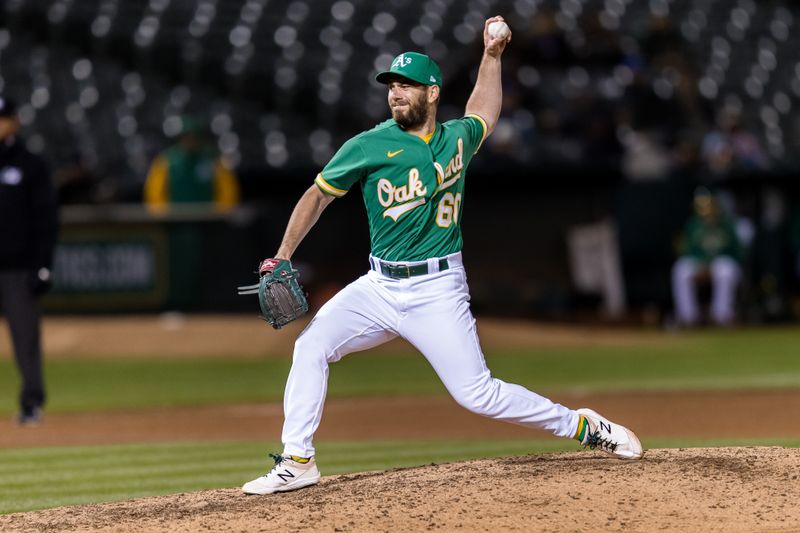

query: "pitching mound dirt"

left=3, top=447, right=798, bottom=532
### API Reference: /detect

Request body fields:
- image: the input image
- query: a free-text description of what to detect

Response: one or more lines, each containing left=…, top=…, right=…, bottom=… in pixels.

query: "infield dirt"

left=2, top=447, right=798, bottom=532
left=22, top=315, right=677, bottom=358
left=2, top=317, right=798, bottom=531
left=3, top=389, right=800, bottom=448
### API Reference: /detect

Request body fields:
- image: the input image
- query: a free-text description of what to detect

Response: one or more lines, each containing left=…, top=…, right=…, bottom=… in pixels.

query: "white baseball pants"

left=281, top=252, right=579, bottom=458
left=671, top=256, right=741, bottom=326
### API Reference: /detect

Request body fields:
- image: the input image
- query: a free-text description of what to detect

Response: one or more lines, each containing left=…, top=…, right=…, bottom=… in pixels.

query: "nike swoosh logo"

left=383, top=198, right=426, bottom=221
left=387, top=149, right=404, bottom=158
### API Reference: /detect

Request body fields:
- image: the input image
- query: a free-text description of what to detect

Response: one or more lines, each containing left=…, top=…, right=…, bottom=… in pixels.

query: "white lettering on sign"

left=53, top=243, right=155, bottom=291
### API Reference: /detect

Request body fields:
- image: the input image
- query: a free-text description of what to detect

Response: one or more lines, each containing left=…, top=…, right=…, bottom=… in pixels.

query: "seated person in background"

left=672, top=187, right=744, bottom=326
left=144, top=116, right=239, bottom=211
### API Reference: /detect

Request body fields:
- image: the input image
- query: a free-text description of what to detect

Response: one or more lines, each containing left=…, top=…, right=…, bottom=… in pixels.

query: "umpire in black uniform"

left=0, top=96, right=58, bottom=426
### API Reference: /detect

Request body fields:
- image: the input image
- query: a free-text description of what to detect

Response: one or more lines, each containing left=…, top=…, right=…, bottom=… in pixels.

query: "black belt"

left=379, top=258, right=449, bottom=279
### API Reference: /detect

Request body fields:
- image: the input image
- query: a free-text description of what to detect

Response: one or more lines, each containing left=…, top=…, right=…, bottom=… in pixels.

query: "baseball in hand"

left=488, top=21, right=511, bottom=40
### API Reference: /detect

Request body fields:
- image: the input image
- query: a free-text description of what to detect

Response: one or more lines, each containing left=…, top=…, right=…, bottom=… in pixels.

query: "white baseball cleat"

left=242, top=454, right=321, bottom=495
left=577, top=408, right=643, bottom=460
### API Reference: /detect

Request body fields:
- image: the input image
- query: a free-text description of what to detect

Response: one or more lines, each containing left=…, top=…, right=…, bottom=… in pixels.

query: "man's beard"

left=391, top=95, right=429, bottom=130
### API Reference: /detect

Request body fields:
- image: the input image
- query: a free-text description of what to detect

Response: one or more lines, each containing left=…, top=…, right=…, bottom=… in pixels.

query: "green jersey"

left=162, top=146, right=217, bottom=202
left=682, top=214, right=743, bottom=264
left=315, top=115, right=487, bottom=262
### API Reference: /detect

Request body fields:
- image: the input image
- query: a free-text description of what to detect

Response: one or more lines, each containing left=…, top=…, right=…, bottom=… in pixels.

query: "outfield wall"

left=46, top=170, right=800, bottom=320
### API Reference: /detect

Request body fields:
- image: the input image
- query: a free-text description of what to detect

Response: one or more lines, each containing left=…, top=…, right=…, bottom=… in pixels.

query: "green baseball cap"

left=375, top=52, right=443, bottom=87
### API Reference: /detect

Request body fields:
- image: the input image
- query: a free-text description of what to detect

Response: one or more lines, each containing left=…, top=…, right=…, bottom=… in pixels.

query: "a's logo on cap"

left=392, top=54, right=412, bottom=69
left=430, top=75, right=436, bottom=83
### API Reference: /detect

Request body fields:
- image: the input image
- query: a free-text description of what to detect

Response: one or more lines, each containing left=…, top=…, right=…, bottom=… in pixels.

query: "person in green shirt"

left=144, top=116, right=239, bottom=211
left=242, top=17, right=642, bottom=496
left=672, top=187, right=743, bottom=326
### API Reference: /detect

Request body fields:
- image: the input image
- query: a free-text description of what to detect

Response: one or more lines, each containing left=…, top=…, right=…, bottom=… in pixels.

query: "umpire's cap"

left=376, top=52, right=442, bottom=87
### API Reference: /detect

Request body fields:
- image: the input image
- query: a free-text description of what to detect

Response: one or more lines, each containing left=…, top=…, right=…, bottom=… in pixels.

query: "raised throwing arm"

left=464, top=16, right=512, bottom=135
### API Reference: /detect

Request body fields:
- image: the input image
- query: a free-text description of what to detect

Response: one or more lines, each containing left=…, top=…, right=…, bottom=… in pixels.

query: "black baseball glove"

left=237, top=258, right=309, bottom=329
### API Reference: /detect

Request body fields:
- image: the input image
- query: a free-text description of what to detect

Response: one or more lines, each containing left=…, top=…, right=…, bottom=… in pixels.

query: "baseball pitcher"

left=243, top=16, right=642, bottom=496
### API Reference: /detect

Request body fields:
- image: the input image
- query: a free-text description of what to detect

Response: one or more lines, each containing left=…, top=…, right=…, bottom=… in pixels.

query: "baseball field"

left=1, top=316, right=799, bottom=532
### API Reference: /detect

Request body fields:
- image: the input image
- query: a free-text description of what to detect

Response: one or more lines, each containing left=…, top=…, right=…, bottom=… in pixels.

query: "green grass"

left=2, top=437, right=799, bottom=515
left=1, top=327, right=800, bottom=414
left=1, top=327, right=797, bottom=515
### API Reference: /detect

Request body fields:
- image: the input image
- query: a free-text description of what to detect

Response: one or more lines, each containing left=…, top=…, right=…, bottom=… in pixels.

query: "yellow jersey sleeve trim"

left=465, top=113, right=488, bottom=153
left=315, top=173, right=348, bottom=197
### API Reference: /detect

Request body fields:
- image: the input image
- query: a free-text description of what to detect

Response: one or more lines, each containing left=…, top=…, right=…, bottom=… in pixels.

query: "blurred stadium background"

left=2, top=0, right=800, bottom=323
left=4, top=1, right=800, bottom=520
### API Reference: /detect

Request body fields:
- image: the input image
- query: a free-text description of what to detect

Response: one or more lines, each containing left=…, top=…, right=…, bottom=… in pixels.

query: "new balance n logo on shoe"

left=242, top=454, right=321, bottom=494
left=576, top=408, right=643, bottom=460
left=277, top=469, right=296, bottom=483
